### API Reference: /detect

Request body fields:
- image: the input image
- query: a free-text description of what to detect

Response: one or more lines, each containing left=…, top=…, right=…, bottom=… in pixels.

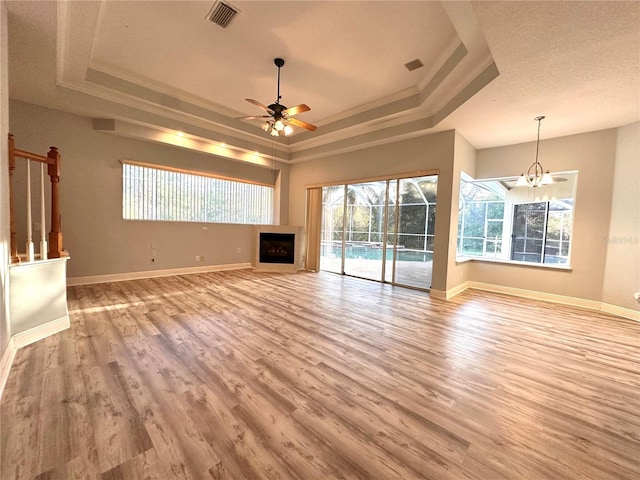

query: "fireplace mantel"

left=252, top=225, right=303, bottom=272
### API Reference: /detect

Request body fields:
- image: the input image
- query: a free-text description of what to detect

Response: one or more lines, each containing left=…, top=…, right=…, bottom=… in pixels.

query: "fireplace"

left=259, top=233, right=295, bottom=264
left=253, top=225, right=302, bottom=272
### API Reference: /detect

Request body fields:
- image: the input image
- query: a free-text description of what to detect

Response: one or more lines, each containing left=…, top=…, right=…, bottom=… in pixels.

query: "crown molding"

left=92, top=118, right=289, bottom=166
left=55, top=0, right=498, bottom=165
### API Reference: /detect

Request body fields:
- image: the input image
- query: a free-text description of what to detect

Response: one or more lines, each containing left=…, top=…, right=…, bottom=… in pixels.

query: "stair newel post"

left=8, top=134, right=19, bottom=263
left=47, top=146, right=63, bottom=258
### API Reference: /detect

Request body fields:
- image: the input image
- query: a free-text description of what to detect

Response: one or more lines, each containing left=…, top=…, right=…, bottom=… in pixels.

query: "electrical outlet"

left=195, top=255, right=203, bottom=262
left=634, top=292, right=640, bottom=303
left=237, top=247, right=241, bottom=253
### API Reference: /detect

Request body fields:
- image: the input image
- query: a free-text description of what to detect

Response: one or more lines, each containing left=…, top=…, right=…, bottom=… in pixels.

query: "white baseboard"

left=428, top=288, right=447, bottom=299
left=601, top=302, right=640, bottom=322
left=0, top=316, right=70, bottom=401
left=442, top=280, right=638, bottom=322
left=467, top=281, right=603, bottom=310
left=0, top=336, right=17, bottom=401
left=430, top=281, right=471, bottom=300
left=12, top=315, right=70, bottom=349
left=67, top=262, right=252, bottom=286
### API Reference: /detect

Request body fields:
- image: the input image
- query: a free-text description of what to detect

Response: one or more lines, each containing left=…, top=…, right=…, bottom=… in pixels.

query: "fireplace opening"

left=259, top=233, right=295, bottom=264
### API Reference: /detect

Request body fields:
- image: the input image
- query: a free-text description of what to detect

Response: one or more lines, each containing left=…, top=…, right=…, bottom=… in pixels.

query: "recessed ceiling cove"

left=23, top=1, right=499, bottom=163
left=88, top=1, right=466, bottom=121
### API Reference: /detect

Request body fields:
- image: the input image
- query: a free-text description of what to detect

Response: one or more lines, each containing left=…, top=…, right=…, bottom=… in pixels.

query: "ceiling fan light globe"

left=261, top=122, right=270, bottom=131
left=515, top=174, right=529, bottom=187
left=269, top=128, right=279, bottom=137
left=284, top=125, right=293, bottom=136
left=274, top=119, right=285, bottom=131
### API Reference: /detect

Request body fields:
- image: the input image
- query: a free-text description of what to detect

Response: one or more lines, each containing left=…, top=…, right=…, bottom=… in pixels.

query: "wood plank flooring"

left=1, top=269, right=639, bottom=479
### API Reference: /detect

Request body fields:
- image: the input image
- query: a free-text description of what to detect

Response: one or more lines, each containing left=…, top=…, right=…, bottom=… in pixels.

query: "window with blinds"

left=122, top=161, right=274, bottom=225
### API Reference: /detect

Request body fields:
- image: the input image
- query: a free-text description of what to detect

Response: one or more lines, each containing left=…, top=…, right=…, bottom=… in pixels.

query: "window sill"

left=455, top=256, right=572, bottom=271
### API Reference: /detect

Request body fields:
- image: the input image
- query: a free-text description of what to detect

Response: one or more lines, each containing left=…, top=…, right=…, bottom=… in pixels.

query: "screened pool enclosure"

left=457, top=172, right=577, bottom=265
left=320, top=175, right=438, bottom=290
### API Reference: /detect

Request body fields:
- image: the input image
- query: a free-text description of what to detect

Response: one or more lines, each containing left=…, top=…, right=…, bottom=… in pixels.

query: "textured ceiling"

left=91, top=1, right=458, bottom=124
left=6, top=1, right=640, bottom=165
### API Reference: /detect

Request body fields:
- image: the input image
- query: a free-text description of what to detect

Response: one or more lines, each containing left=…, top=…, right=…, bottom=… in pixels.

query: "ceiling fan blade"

left=245, top=98, right=272, bottom=113
left=287, top=117, right=317, bottom=132
left=283, top=104, right=310, bottom=116
left=236, top=115, right=270, bottom=120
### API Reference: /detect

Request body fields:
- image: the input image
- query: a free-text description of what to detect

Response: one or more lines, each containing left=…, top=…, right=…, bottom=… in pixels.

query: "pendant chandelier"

left=516, top=116, right=553, bottom=188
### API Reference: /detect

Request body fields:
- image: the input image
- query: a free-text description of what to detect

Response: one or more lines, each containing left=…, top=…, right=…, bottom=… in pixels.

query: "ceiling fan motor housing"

left=268, top=103, right=287, bottom=117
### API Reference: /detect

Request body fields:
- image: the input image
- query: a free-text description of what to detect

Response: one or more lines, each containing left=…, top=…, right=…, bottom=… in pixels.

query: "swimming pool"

left=321, top=243, right=433, bottom=262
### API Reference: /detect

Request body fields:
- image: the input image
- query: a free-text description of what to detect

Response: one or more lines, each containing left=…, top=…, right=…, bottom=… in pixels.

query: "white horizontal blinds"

left=122, top=162, right=273, bottom=224
left=122, top=163, right=129, bottom=218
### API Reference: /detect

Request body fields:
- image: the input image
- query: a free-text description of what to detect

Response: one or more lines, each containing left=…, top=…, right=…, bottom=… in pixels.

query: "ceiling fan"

left=237, top=58, right=317, bottom=137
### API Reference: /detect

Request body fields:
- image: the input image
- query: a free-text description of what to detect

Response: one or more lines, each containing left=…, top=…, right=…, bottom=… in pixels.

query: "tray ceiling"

left=7, top=1, right=640, bottom=166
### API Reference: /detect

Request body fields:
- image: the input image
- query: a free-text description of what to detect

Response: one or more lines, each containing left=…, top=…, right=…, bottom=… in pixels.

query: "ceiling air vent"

left=206, top=1, right=240, bottom=28
left=404, top=59, right=424, bottom=72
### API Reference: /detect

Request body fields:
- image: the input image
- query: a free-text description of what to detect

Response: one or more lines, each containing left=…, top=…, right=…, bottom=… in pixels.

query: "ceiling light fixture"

left=516, top=116, right=553, bottom=188
left=237, top=58, right=317, bottom=137
left=261, top=118, right=294, bottom=137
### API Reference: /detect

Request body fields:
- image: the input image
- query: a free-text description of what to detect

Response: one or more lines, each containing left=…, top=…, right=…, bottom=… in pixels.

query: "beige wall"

left=445, top=132, right=476, bottom=291
left=7, top=100, right=636, bottom=311
left=274, top=164, right=290, bottom=225
left=9, top=100, right=288, bottom=280
left=471, top=129, right=618, bottom=302
left=288, top=130, right=456, bottom=292
left=1, top=1, right=10, bottom=362
left=602, top=121, right=640, bottom=311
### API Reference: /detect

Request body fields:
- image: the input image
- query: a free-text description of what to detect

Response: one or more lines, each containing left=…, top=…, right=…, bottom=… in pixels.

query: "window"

left=511, top=200, right=573, bottom=264
left=458, top=180, right=505, bottom=258
left=122, top=161, right=273, bottom=224
left=457, top=172, right=577, bottom=266
left=511, top=202, right=546, bottom=263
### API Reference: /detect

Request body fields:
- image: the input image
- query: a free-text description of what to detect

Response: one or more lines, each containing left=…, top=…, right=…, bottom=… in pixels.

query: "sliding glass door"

left=320, top=186, right=344, bottom=274
left=320, top=174, right=438, bottom=290
left=393, top=177, right=437, bottom=288
left=343, top=181, right=387, bottom=281
left=384, top=181, right=397, bottom=284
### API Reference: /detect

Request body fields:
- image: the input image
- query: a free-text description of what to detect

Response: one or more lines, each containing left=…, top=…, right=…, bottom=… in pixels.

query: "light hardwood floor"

left=1, top=269, right=639, bottom=479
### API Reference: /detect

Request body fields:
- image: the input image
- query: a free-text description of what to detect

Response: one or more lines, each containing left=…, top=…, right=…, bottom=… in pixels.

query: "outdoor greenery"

left=322, top=177, right=438, bottom=252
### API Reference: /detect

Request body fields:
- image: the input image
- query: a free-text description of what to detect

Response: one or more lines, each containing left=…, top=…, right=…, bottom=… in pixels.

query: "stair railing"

left=8, top=134, right=64, bottom=263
